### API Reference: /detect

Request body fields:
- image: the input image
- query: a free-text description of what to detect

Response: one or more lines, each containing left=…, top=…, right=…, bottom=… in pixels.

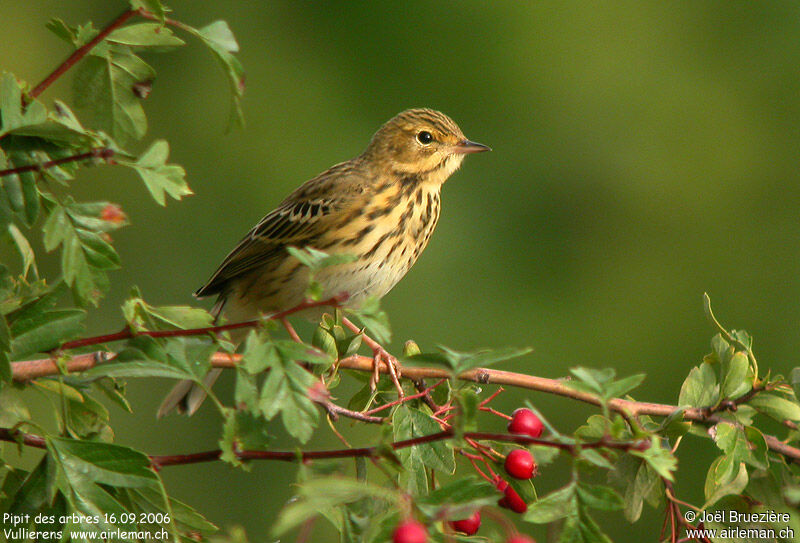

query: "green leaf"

left=122, top=294, right=214, bottom=332
left=576, top=483, right=623, bottom=511
left=750, top=393, right=800, bottom=423
left=195, top=21, right=245, bottom=129
left=2, top=151, right=42, bottom=226
left=127, top=140, right=191, bottom=205
left=712, top=422, right=767, bottom=469
left=32, top=379, right=84, bottom=402
left=348, top=296, right=392, bottom=344
left=605, top=373, right=647, bottom=398
left=48, top=438, right=157, bottom=487
left=163, top=337, right=216, bottom=380
left=273, top=477, right=396, bottom=536
left=703, top=455, right=748, bottom=507
left=7, top=223, right=37, bottom=277
left=0, top=73, right=47, bottom=137
left=81, top=360, right=192, bottom=380
left=251, top=336, right=319, bottom=443
left=9, top=308, right=85, bottom=357
left=524, top=482, right=576, bottom=523
left=631, top=439, right=676, bottom=481
left=721, top=352, right=750, bottom=399
left=130, top=0, right=167, bottom=22
left=415, top=477, right=497, bottom=518
left=66, top=201, right=129, bottom=232
left=393, top=405, right=455, bottom=475
left=609, top=453, right=663, bottom=522
left=678, top=362, right=719, bottom=408
left=42, top=197, right=121, bottom=306
left=6, top=457, right=55, bottom=519
left=107, top=23, right=185, bottom=48
left=0, top=386, right=30, bottom=427
left=73, top=43, right=154, bottom=147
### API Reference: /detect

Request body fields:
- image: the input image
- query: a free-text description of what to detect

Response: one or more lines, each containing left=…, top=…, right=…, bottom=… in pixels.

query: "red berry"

left=495, top=479, right=527, bottom=513
left=507, top=536, right=536, bottom=543
left=393, top=520, right=428, bottom=543
left=504, top=449, right=536, bottom=479
left=449, top=510, right=481, bottom=535
left=507, top=408, right=543, bottom=438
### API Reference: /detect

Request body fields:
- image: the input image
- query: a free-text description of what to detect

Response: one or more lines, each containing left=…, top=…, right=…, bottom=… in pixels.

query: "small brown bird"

left=159, top=108, right=489, bottom=416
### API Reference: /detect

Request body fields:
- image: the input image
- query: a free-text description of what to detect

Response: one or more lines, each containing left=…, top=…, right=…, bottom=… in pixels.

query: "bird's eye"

left=416, top=131, right=433, bottom=145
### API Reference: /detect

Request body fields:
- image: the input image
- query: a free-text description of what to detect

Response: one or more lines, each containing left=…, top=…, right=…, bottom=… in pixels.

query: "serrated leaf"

left=73, top=44, right=153, bottom=147
left=703, top=455, right=748, bottom=507
left=130, top=0, right=167, bottom=21
left=348, top=296, right=391, bottom=344
left=2, top=151, right=42, bottom=226
left=0, top=73, right=47, bottom=137
left=393, top=405, right=454, bottom=476
left=609, top=453, right=663, bottom=522
left=127, top=140, right=191, bottom=205
left=129, top=486, right=218, bottom=534
left=42, top=198, right=121, bottom=306
left=678, top=362, right=719, bottom=408
left=251, top=336, right=319, bottom=443
left=48, top=438, right=157, bottom=487
left=9, top=308, right=85, bottom=357
left=605, top=373, right=646, bottom=399
left=631, top=439, right=676, bottom=481
left=273, top=477, right=396, bottom=536
left=107, top=23, right=185, bottom=47
left=750, top=393, right=800, bottom=423
left=722, top=352, right=750, bottom=399
left=122, top=295, right=214, bottom=331
left=196, top=21, right=245, bottom=128
left=524, top=482, right=576, bottom=523
left=81, top=360, right=192, bottom=381
left=415, top=477, right=497, bottom=518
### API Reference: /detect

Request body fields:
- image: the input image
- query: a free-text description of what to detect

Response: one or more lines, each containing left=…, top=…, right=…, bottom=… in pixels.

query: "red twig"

left=57, top=295, right=346, bottom=351
left=30, top=10, right=139, bottom=99
left=480, top=406, right=512, bottom=420
left=361, top=378, right=447, bottom=416
left=0, top=428, right=47, bottom=449
left=0, top=148, right=115, bottom=178
left=0, top=429, right=643, bottom=469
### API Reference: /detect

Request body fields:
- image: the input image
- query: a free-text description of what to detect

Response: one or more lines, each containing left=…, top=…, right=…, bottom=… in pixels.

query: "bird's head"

left=363, top=108, right=490, bottom=183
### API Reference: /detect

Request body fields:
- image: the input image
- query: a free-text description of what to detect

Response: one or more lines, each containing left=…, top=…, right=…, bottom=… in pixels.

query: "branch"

left=56, top=295, right=346, bottom=351
left=30, top=9, right=139, bottom=99
left=4, top=426, right=634, bottom=467
left=12, top=350, right=800, bottom=464
left=0, top=148, right=115, bottom=178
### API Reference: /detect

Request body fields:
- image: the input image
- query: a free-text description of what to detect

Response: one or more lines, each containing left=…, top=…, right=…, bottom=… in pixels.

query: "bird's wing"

left=195, top=164, right=360, bottom=298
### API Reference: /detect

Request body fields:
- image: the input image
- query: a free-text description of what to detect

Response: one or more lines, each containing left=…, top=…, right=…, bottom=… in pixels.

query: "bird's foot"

left=341, top=316, right=404, bottom=397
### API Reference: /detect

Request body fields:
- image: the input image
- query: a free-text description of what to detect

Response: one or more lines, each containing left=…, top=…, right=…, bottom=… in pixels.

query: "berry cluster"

left=392, top=407, right=544, bottom=542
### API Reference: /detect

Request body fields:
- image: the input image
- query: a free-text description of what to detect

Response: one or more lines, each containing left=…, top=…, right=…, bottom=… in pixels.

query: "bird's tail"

left=157, top=297, right=226, bottom=418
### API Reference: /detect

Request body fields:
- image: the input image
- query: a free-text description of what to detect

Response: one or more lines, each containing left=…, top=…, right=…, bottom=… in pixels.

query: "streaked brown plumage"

left=159, top=108, right=489, bottom=416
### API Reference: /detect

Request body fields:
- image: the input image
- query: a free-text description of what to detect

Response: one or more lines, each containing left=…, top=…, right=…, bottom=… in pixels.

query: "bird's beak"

left=453, top=139, right=491, bottom=154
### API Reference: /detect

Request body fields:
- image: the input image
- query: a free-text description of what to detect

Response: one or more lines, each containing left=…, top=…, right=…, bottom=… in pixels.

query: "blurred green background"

left=3, top=1, right=800, bottom=540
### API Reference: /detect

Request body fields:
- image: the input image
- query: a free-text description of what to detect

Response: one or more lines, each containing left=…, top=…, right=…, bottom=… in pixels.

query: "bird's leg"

left=340, top=316, right=404, bottom=397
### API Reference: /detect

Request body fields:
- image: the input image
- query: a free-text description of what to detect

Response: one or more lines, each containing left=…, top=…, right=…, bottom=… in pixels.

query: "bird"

left=158, top=108, right=490, bottom=417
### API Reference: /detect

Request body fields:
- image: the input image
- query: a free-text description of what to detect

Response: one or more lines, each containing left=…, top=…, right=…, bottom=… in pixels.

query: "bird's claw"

left=369, top=347, right=404, bottom=397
